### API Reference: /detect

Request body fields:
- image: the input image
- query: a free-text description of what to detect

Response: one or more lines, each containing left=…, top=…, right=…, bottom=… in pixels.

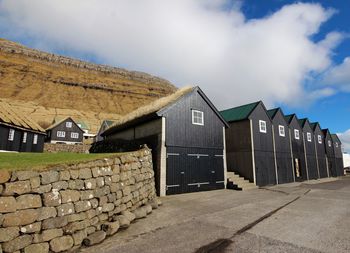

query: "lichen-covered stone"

left=83, top=231, right=106, bottom=246
left=0, top=196, right=17, bottom=213
left=30, top=177, right=41, bottom=189
left=24, top=242, right=49, bottom=253
left=3, top=181, right=31, bottom=195
left=16, top=194, right=42, bottom=210
left=52, top=181, right=69, bottom=191
left=3, top=209, right=39, bottom=227
left=33, top=229, right=63, bottom=243
left=40, top=171, right=59, bottom=185
left=101, top=203, right=114, bottom=212
left=68, top=180, right=84, bottom=190
left=101, top=221, right=119, bottom=235
left=59, top=171, right=70, bottom=181
left=67, top=212, right=86, bottom=223
left=115, top=215, right=130, bottom=228
left=57, top=203, right=75, bottom=217
left=31, top=184, right=52, bottom=194
left=43, top=191, right=61, bottom=207
left=79, top=168, right=92, bottom=179
left=64, top=220, right=89, bottom=234
left=0, top=227, right=19, bottom=242
left=72, top=229, right=87, bottom=246
left=60, top=190, right=80, bottom=203
left=20, top=222, right=41, bottom=233
left=74, top=201, right=91, bottom=213
left=16, top=171, right=39, bottom=181
left=80, top=190, right=94, bottom=200
left=37, top=207, right=57, bottom=221
left=50, top=235, right=74, bottom=252
left=2, top=234, right=32, bottom=252
left=133, top=207, right=147, bottom=219
left=121, top=210, right=136, bottom=223
left=84, top=178, right=96, bottom=189
left=42, top=216, right=68, bottom=230
left=0, top=170, right=11, bottom=184
left=70, top=170, right=79, bottom=180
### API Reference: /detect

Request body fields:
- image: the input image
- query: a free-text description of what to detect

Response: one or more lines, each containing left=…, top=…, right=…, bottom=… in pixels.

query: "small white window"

left=33, top=134, right=38, bottom=144
left=57, top=131, right=66, bottom=138
left=71, top=132, right=79, bottom=139
left=328, top=140, right=331, bottom=147
left=66, top=122, right=72, bottom=128
left=307, top=132, right=312, bottom=142
left=278, top=125, right=285, bottom=137
left=23, top=132, right=27, bottom=143
left=192, top=110, right=204, bottom=126
left=335, top=142, right=338, bottom=148
left=259, top=120, right=267, bottom=133
left=294, top=129, right=300, bottom=140
left=8, top=129, right=15, bottom=141
left=318, top=135, right=322, bottom=144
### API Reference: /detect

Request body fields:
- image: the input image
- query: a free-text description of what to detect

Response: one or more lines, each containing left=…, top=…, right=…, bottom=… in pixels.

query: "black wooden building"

left=220, top=101, right=276, bottom=187
left=298, top=118, right=319, bottom=180
left=101, top=87, right=228, bottom=196
left=310, top=122, right=329, bottom=178
left=331, top=134, right=344, bottom=176
left=46, top=117, right=84, bottom=144
left=0, top=100, right=45, bottom=152
left=284, top=114, right=308, bottom=181
left=322, top=129, right=337, bottom=177
left=267, top=108, right=294, bottom=184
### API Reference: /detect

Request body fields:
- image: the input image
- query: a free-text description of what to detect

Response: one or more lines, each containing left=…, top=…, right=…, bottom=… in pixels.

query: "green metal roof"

left=284, top=114, right=294, bottom=124
left=310, top=122, right=319, bottom=131
left=220, top=102, right=260, bottom=122
left=267, top=108, right=279, bottom=119
left=298, top=118, right=308, bottom=127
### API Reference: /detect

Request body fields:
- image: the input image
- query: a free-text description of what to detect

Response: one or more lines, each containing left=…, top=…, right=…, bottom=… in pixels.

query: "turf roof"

left=220, top=101, right=260, bottom=122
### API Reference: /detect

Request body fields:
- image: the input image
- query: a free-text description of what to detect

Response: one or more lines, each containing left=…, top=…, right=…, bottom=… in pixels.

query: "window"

left=307, top=132, right=312, bottom=142
left=318, top=135, right=322, bottom=144
left=259, top=120, right=267, bottom=133
left=192, top=110, right=204, bottom=126
left=278, top=125, right=285, bottom=137
left=328, top=140, right=331, bottom=147
left=8, top=129, right=15, bottom=141
left=335, top=142, right=338, bottom=148
left=71, top=132, right=79, bottom=139
left=23, top=132, right=27, bottom=143
left=33, top=134, right=38, bottom=144
left=57, top=131, right=66, bottom=138
left=66, top=122, right=72, bottom=128
left=294, top=129, right=300, bottom=140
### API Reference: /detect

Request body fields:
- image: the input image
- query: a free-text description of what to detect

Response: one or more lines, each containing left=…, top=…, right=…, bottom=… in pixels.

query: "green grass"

left=0, top=152, right=117, bottom=170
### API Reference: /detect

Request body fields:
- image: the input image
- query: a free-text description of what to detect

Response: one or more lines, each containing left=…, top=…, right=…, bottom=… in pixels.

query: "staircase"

left=227, top=172, right=258, bottom=191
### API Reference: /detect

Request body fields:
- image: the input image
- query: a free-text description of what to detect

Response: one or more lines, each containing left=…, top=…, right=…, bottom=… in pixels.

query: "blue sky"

left=0, top=0, right=349, bottom=150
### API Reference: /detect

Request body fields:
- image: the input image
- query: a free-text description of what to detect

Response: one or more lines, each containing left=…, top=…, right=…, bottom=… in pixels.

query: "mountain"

left=0, top=38, right=177, bottom=133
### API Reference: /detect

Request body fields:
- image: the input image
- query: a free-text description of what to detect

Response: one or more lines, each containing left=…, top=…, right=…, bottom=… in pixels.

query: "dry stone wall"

left=44, top=143, right=91, bottom=154
left=0, top=147, right=158, bottom=253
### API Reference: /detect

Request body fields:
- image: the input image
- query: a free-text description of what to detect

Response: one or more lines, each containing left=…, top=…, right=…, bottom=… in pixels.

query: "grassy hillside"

left=0, top=38, right=177, bottom=132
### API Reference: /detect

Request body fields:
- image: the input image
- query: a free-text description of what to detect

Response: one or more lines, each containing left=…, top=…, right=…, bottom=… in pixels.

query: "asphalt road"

left=80, top=176, right=350, bottom=253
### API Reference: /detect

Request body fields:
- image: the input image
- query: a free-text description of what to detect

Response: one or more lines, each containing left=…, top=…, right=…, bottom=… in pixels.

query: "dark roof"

left=310, top=122, right=320, bottom=131
left=220, top=101, right=260, bottom=122
left=103, top=86, right=228, bottom=136
left=331, top=134, right=341, bottom=144
left=298, top=118, right=308, bottom=127
left=0, top=100, right=45, bottom=134
left=46, top=117, right=84, bottom=132
left=267, top=108, right=279, bottom=119
left=284, top=114, right=294, bottom=124
left=322, top=129, right=330, bottom=137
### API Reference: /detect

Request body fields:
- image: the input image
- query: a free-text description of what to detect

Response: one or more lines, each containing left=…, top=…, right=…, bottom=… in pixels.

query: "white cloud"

left=0, top=0, right=345, bottom=109
left=322, top=57, right=350, bottom=92
left=338, top=129, right=350, bottom=154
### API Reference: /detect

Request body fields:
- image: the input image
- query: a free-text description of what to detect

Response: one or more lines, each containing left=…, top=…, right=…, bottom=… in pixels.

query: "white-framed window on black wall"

left=192, top=110, right=204, bottom=126
left=8, top=129, right=15, bottom=141
left=33, top=134, right=38, bottom=144
left=328, top=140, right=331, bottom=147
left=307, top=132, right=312, bottom=142
left=278, top=125, right=285, bottom=137
left=259, top=120, right=267, bottom=133
left=335, top=142, right=338, bottom=148
left=294, top=129, right=300, bottom=140
left=318, top=135, right=322, bottom=144
left=57, top=131, right=66, bottom=138
left=66, top=122, right=73, bottom=128
left=71, top=132, right=79, bottom=139
left=23, top=132, right=27, bottom=143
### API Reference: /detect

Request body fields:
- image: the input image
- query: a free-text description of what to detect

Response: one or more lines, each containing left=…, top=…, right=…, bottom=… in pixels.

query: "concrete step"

left=227, top=171, right=257, bottom=191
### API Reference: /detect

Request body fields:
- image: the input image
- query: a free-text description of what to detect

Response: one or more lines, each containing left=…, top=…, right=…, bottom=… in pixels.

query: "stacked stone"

left=43, top=143, right=91, bottom=154
left=0, top=148, right=159, bottom=253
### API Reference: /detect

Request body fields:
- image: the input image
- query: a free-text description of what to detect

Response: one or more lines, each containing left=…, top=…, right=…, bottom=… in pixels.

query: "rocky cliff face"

left=0, top=38, right=177, bottom=132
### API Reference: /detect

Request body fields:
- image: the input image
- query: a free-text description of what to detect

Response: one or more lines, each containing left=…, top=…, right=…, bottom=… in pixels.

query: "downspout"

left=223, top=127, right=227, bottom=189
left=289, top=128, right=296, bottom=182
left=302, top=132, right=310, bottom=181
left=314, top=134, right=320, bottom=179
left=159, top=117, right=167, bottom=196
left=272, top=125, right=278, bottom=184
left=250, top=119, right=257, bottom=185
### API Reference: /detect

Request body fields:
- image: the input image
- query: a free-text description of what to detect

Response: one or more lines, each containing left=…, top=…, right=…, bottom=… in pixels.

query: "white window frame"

left=33, top=134, right=38, bottom=145
left=23, top=132, right=27, bottom=143
left=71, top=132, right=79, bottom=139
left=192, top=110, right=204, bottom=126
left=278, top=125, right=285, bottom=137
left=335, top=142, right=338, bottom=148
left=307, top=132, right=312, bottom=142
left=66, top=122, right=72, bottom=128
left=8, top=129, right=15, bottom=141
left=294, top=129, right=300, bottom=140
left=318, top=135, right=322, bottom=144
left=57, top=131, right=66, bottom=138
left=259, top=120, right=267, bottom=133
left=328, top=140, right=331, bottom=147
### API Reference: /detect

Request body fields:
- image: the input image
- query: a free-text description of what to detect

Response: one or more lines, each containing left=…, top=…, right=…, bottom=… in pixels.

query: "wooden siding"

left=161, top=90, right=224, bottom=149
left=313, top=125, right=328, bottom=178
left=324, top=132, right=336, bottom=177
left=302, top=121, right=318, bottom=180
left=289, top=117, right=307, bottom=181
left=270, top=110, right=294, bottom=184
left=249, top=103, right=276, bottom=186
left=333, top=136, right=344, bottom=176
left=47, top=118, right=84, bottom=143
left=225, top=120, right=254, bottom=182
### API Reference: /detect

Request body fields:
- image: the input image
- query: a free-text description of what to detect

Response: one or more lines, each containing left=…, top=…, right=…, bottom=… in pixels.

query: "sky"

left=0, top=0, right=349, bottom=152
